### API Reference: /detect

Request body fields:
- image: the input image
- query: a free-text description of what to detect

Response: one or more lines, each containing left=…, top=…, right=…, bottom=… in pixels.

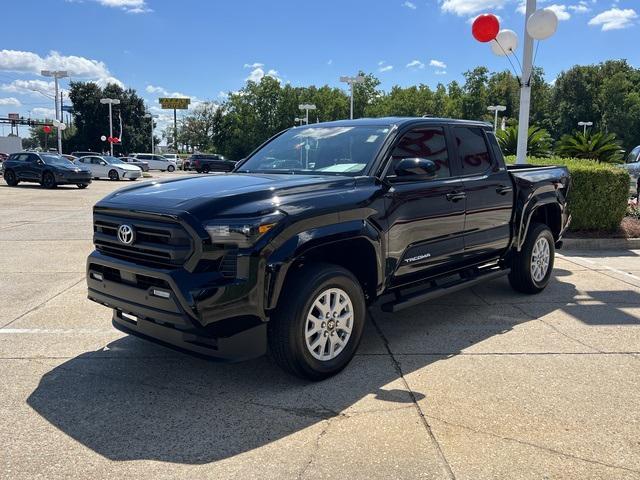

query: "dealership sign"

left=159, top=98, right=191, bottom=109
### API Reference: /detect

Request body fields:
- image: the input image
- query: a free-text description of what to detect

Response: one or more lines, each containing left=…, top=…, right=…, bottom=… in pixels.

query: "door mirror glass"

left=394, top=158, right=437, bottom=179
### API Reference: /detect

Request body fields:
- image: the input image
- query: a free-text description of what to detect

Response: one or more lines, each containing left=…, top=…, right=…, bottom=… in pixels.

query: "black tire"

left=108, top=169, right=119, bottom=181
left=167, top=165, right=175, bottom=172
left=76, top=184, right=88, bottom=189
left=268, top=263, right=366, bottom=381
left=42, top=172, right=57, bottom=189
left=202, top=165, right=211, bottom=174
left=508, top=223, right=555, bottom=294
left=129, top=178, right=137, bottom=181
left=195, top=169, right=202, bottom=174
left=4, top=169, right=18, bottom=186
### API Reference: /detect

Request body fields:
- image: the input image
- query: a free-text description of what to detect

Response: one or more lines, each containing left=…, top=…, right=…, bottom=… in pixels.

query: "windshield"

left=103, top=156, right=125, bottom=164
left=41, top=154, right=73, bottom=166
left=238, top=125, right=390, bottom=175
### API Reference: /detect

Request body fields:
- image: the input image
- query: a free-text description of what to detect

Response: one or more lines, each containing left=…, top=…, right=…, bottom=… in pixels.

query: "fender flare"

left=263, top=219, right=384, bottom=310
left=517, top=196, right=563, bottom=250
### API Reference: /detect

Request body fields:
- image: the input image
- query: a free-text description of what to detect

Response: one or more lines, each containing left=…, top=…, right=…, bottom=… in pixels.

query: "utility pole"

left=173, top=108, right=178, bottom=153
left=40, top=70, right=68, bottom=154
left=487, top=105, right=507, bottom=132
left=578, top=121, right=593, bottom=136
left=144, top=113, right=158, bottom=153
left=340, top=75, right=365, bottom=120
left=100, top=98, right=120, bottom=156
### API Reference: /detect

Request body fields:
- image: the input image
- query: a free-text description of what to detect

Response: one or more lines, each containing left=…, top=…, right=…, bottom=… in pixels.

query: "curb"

left=562, top=237, right=640, bottom=250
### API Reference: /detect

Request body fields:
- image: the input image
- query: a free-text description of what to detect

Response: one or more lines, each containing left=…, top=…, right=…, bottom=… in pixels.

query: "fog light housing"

left=152, top=288, right=171, bottom=299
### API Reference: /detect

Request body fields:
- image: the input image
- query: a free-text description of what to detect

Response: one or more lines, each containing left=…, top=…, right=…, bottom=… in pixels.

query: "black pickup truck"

left=86, top=118, right=570, bottom=380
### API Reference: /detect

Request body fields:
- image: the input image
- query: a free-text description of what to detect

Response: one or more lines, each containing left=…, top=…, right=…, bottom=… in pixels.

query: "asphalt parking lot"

left=1, top=173, right=639, bottom=480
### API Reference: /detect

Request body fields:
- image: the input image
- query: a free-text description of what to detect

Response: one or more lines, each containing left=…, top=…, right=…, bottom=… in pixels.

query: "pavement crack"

left=368, top=309, right=457, bottom=480
left=426, top=413, right=640, bottom=475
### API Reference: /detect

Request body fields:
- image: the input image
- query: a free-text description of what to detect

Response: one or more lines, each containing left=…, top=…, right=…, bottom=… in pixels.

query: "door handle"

left=446, top=192, right=466, bottom=202
left=496, top=185, right=513, bottom=195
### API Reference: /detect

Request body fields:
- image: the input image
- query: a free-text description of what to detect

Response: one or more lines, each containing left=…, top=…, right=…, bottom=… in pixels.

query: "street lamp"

left=487, top=105, right=507, bottom=132
left=578, top=121, right=593, bottom=136
left=340, top=75, right=365, bottom=120
left=144, top=113, right=159, bottom=153
left=40, top=70, right=68, bottom=154
left=298, top=104, right=317, bottom=125
left=100, top=98, right=121, bottom=155
left=294, top=117, right=305, bottom=127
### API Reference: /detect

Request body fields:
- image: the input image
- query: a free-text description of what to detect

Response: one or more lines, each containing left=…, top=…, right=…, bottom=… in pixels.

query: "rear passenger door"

left=23, top=154, right=43, bottom=181
left=454, top=126, right=514, bottom=260
left=384, top=125, right=466, bottom=283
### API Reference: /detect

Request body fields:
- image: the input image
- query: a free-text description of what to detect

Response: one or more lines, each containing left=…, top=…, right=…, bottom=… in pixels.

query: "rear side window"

left=389, top=127, right=451, bottom=179
left=454, top=127, right=493, bottom=175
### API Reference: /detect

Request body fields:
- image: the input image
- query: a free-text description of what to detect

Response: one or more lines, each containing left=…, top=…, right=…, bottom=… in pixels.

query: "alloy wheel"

left=304, top=288, right=354, bottom=361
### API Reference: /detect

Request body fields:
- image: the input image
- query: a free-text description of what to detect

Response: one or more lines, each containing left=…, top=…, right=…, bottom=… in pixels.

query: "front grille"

left=93, top=212, right=193, bottom=268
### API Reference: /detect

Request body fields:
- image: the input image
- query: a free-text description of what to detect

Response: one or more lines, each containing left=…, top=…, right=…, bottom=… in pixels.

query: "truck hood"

left=97, top=173, right=358, bottom=219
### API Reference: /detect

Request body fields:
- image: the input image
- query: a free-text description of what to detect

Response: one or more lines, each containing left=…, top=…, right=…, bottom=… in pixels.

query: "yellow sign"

left=159, top=97, right=191, bottom=109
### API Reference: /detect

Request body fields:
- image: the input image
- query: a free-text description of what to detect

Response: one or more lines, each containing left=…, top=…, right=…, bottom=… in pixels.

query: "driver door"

left=384, top=125, right=466, bottom=284
left=91, top=157, right=107, bottom=177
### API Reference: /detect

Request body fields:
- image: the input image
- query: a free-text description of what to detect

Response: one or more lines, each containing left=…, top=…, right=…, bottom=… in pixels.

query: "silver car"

left=624, top=145, right=640, bottom=194
left=74, top=155, right=142, bottom=181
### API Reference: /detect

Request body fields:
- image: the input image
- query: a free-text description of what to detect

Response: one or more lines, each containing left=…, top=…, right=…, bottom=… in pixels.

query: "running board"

left=381, top=268, right=510, bottom=313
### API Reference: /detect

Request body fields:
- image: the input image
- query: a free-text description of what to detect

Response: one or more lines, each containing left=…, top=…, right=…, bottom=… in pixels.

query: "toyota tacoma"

left=86, top=118, right=570, bottom=380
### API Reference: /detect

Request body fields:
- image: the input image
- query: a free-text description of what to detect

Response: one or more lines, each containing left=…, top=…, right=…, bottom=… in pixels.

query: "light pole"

left=487, top=105, right=507, bottom=132
left=298, top=104, right=317, bottom=125
left=100, top=98, right=121, bottom=155
left=144, top=113, right=158, bottom=153
left=294, top=117, right=305, bottom=127
left=515, top=0, right=536, bottom=165
left=340, top=75, right=365, bottom=120
left=40, top=70, right=68, bottom=154
left=578, top=121, right=593, bottom=136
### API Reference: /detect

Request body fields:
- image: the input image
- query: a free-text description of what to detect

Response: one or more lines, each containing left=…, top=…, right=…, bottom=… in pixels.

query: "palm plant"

left=496, top=125, right=552, bottom=158
left=555, top=131, right=625, bottom=163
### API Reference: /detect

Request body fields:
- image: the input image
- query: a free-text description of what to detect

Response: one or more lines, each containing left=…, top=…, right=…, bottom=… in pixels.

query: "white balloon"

left=100, top=135, right=107, bottom=141
left=527, top=8, right=558, bottom=40
left=58, top=122, right=67, bottom=131
left=491, top=29, right=518, bottom=56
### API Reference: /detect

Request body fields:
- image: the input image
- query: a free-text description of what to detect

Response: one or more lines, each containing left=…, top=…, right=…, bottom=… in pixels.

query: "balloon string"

left=528, top=40, right=541, bottom=86
left=494, top=38, right=522, bottom=81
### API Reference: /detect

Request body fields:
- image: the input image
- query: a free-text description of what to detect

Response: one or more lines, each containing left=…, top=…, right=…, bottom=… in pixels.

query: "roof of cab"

left=293, top=117, right=493, bottom=129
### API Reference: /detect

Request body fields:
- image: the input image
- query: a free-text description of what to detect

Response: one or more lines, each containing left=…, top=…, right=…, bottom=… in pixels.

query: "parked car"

left=129, top=153, right=176, bottom=172
left=187, top=153, right=236, bottom=173
left=3, top=152, right=92, bottom=189
left=624, top=145, right=640, bottom=194
left=75, top=155, right=142, bottom=181
left=86, top=118, right=570, bottom=380
left=0, top=152, right=8, bottom=162
left=71, top=151, right=100, bottom=158
left=120, top=156, right=149, bottom=172
left=62, top=154, right=77, bottom=163
left=162, top=153, right=182, bottom=169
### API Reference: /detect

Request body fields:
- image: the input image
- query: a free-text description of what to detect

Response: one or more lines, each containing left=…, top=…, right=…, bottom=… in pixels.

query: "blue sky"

left=0, top=0, right=638, bottom=132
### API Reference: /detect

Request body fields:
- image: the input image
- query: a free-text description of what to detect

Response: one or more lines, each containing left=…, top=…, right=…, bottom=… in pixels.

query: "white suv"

left=130, top=153, right=177, bottom=172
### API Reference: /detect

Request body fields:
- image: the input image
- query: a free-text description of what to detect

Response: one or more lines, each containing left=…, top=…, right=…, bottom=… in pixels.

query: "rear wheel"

left=108, top=169, right=119, bottom=181
left=4, top=169, right=18, bottom=186
left=129, top=178, right=137, bottom=181
left=76, top=183, right=88, bottom=189
left=42, top=172, right=57, bottom=189
left=268, top=264, right=366, bottom=380
left=508, top=223, right=555, bottom=294
left=167, top=165, right=175, bottom=172
left=202, top=165, right=211, bottom=174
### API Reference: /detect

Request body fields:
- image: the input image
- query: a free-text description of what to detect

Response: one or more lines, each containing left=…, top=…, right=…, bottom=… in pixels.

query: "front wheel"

left=508, top=223, right=555, bottom=294
left=167, top=165, right=175, bottom=172
left=129, top=178, right=137, bottom=181
left=76, top=183, right=88, bottom=189
left=108, top=169, right=119, bottom=181
left=268, top=264, right=366, bottom=381
left=4, top=169, right=18, bottom=186
left=42, top=172, right=57, bottom=189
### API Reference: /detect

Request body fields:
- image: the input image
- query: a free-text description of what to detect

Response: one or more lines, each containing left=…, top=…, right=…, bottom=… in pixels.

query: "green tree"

left=556, top=131, right=625, bottom=163
left=497, top=125, right=552, bottom=157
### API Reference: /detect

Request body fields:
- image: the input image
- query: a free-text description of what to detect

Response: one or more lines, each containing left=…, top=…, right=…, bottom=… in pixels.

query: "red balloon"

left=113, top=137, right=120, bottom=143
left=472, top=14, right=500, bottom=42
left=43, top=125, right=52, bottom=134
left=107, top=136, right=114, bottom=143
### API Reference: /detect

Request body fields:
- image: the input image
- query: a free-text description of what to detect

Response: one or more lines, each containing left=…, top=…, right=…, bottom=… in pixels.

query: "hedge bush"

left=506, top=156, right=630, bottom=231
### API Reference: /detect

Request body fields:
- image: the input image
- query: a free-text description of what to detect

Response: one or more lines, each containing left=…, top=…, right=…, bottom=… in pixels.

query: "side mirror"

left=100, top=161, right=107, bottom=166
left=394, top=158, right=437, bottom=180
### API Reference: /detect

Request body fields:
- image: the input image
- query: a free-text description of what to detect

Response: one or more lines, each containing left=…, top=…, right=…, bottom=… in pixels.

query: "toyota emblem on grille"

left=117, top=224, right=135, bottom=245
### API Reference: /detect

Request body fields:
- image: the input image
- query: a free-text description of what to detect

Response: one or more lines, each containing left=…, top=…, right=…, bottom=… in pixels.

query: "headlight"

left=204, top=212, right=284, bottom=247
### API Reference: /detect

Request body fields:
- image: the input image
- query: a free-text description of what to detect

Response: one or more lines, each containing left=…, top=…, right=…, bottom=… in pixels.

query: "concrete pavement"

left=1, top=174, right=639, bottom=479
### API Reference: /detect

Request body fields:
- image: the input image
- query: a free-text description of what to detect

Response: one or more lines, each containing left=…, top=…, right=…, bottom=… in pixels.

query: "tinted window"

left=138, top=155, right=151, bottom=160
left=454, top=127, right=493, bottom=175
left=627, top=147, right=640, bottom=164
left=389, top=127, right=450, bottom=179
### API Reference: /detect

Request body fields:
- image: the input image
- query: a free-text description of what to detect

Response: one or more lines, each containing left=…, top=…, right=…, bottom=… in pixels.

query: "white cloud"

left=545, top=4, right=571, bottom=20
left=429, top=59, right=447, bottom=69
left=406, top=60, right=425, bottom=69
left=588, top=7, right=637, bottom=31
left=245, top=66, right=281, bottom=83
left=402, top=1, right=417, bottom=9
left=467, top=12, right=502, bottom=23
left=435, top=70, right=448, bottom=75
left=32, top=107, right=56, bottom=118
left=379, top=65, right=394, bottom=73
left=568, top=2, right=590, bottom=13
left=0, top=79, right=55, bottom=96
left=95, top=0, right=151, bottom=14
left=0, top=49, right=123, bottom=87
left=441, top=0, right=510, bottom=16
left=243, top=62, right=264, bottom=69
left=0, top=97, right=21, bottom=106
left=327, top=59, right=333, bottom=65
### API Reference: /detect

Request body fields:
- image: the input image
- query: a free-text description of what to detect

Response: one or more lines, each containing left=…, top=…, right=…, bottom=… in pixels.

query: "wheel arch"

left=518, top=201, right=562, bottom=250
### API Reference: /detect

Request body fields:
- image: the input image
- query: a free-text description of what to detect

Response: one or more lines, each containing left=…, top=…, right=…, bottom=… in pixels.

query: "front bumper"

left=86, top=250, right=267, bottom=361
left=56, top=172, right=92, bottom=184
left=121, top=169, right=142, bottom=179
